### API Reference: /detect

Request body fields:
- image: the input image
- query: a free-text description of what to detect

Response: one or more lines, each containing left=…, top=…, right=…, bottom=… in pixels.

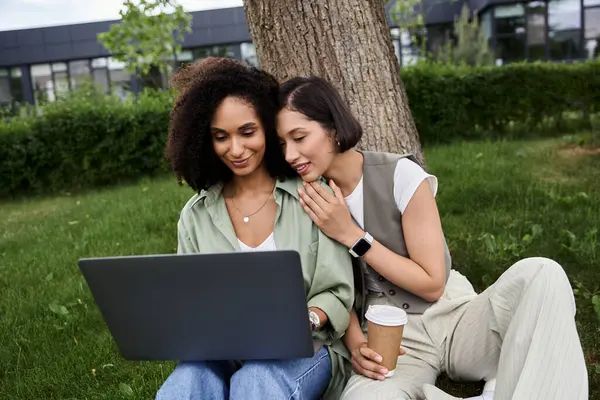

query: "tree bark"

left=243, top=0, right=424, bottom=164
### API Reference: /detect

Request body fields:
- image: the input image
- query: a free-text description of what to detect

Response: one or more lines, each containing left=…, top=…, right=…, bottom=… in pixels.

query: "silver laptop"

left=78, top=250, right=314, bottom=361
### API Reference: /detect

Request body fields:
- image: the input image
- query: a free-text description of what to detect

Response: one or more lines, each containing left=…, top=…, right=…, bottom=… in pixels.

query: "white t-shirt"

left=238, top=232, right=277, bottom=252
left=345, top=158, right=438, bottom=292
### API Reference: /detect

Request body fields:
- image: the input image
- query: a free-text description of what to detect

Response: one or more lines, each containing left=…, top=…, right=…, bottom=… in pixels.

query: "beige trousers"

left=340, top=257, right=588, bottom=400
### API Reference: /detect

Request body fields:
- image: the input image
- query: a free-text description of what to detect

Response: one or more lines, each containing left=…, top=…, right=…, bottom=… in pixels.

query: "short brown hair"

left=279, top=76, right=363, bottom=151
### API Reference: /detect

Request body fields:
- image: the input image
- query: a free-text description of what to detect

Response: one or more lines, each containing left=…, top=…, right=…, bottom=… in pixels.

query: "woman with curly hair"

left=155, top=58, right=355, bottom=400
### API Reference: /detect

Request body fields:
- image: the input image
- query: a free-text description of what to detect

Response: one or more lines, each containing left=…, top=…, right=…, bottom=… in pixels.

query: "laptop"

left=78, top=250, right=315, bottom=361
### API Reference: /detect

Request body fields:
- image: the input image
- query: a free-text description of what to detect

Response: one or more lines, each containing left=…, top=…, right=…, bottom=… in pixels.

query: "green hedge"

left=1, top=61, right=599, bottom=198
left=400, top=60, right=600, bottom=143
left=0, top=87, right=172, bottom=198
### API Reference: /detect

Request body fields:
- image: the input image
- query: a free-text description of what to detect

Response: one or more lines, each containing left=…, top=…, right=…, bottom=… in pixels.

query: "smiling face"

left=276, top=108, right=337, bottom=182
left=211, top=96, right=267, bottom=177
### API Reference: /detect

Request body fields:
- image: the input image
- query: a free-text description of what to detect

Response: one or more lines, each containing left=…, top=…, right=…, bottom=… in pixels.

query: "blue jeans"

left=156, top=346, right=332, bottom=400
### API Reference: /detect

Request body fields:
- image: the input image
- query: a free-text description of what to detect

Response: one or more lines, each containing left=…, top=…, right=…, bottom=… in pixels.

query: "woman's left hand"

left=298, top=180, right=362, bottom=247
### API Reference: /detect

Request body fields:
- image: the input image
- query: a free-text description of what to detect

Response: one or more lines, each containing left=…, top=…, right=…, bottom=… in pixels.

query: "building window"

left=192, top=45, right=235, bottom=60
left=31, top=64, right=53, bottom=104
left=584, top=0, right=600, bottom=5
left=548, top=0, right=583, bottom=60
left=495, top=4, right=526, bottom=35
left=69, top=60, right=92, bottom=90
left=526, top=2, right=547, bottom=60
left=494, top=4, right=526, bottom=64
left=584, top=7, right=600, bottom=40
left=175, top=50, right=193, bottom=69
left=584, top=5, right=600, bottom=59
left=52, top=62, right=69, bottom=99
left=0, top=69, right=10, bottom=105
left=496, top=35, right=527, bottom=63
left=108, top=57, right=130, bottom=99
left=241, top=42, right=258, bottom=67
left=10, top=68, right=24, bottom=103
left=390, top=28, right=421, bottom=67
left=481, top=10, right=492, bottom=41
left=426, top=24, right=453, bottom=55
left=91, top=58, right=110, bottom=93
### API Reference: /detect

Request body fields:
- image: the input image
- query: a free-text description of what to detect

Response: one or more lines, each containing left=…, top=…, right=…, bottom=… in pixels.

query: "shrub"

left=1, top=61, right=598, bottom=198
left=401, top=60, right=600, bottom=144
left=0, top=85, right=172, bottom=198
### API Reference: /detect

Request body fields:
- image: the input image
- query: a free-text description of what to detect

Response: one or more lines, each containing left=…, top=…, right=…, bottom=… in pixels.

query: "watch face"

left=353, top=238, right=371, bottom=256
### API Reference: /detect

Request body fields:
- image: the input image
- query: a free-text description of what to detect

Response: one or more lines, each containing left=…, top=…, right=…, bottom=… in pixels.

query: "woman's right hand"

left=350, top=342, right=405, bottom=381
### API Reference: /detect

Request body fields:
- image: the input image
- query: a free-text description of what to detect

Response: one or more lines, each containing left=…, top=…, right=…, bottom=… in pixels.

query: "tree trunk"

left=243, top=0, right=424, bottom=164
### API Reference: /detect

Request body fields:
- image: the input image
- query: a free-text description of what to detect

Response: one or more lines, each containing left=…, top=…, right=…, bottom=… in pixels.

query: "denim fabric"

left=156, top=346, right=332, bottom=400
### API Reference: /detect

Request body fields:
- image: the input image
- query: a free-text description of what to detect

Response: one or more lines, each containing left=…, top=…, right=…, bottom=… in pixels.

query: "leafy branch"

left=98, top=0, right=192, bottom=85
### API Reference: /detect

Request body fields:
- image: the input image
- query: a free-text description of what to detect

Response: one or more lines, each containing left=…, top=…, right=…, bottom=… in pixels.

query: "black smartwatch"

left=349, top=232, right=373, bottom=258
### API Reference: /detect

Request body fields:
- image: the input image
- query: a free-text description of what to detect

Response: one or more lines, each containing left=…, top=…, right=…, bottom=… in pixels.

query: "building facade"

left=0, top=0, right=598, bottom=109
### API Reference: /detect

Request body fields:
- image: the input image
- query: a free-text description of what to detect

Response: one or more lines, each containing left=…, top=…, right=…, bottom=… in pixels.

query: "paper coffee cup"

left=365, top=305, right=408, bottom=376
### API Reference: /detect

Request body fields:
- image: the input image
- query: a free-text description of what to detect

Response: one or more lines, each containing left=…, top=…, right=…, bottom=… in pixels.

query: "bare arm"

left=339, top=181, right=447, bottom=302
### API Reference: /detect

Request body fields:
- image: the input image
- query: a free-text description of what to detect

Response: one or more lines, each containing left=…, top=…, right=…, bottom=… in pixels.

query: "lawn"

left=1, top=136, right=599, bottom=399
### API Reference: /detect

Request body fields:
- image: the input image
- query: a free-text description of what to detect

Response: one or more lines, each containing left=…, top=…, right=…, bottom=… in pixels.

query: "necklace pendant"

left=243, top=216, right=249, bottom=223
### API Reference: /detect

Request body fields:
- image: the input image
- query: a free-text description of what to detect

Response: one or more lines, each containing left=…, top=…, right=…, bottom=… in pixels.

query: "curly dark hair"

left=165, top=57, right=295, bottom=192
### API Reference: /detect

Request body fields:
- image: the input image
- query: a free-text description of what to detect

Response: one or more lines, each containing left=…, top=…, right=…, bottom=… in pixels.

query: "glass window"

left=69, top=60, right=91, bottom=89
left=400, top=30, right=419, bottom=66
left=192, top=45, right=235, bottom=60
left=495, top=4, right=526, bottom=35
left=0, top=69, right=10, bottom=104
left=31, top=64, right=53, bottom=104
left=241, top=42, right=258, bottom=67
left=175, top=50, right=193, bottom=69
left=549, top=0, right=581, bottom=30
left=52, top=62, right=67, bottom=73
left=91, top=58, right=108, bottom=69
left=90, top=58, right=109, bottom=93
left=92, top=69, right=110, bottom=93
left=585, top=39, right=599, bottom=58
left=426, top=24, right=452, bottom=54
left=52, top=62, right=69, bottom=99
left=527, top=2, right=546, bottom=46
left=496, top=35, right=526, bottom=63
left=480, top=10, right=492, bottom=40
left=108, top=57, right=130, bottom=99
left=550, top=29, right=584, bottom=59
left=10, top=67, right=24, bottom=103
left=585, top=8, right=600, bottom=39
left=584, top=0, right=600, bottom=5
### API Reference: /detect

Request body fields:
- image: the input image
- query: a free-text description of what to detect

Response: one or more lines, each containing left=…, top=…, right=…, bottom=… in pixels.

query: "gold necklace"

left=230, top=187, right=275, bottom=223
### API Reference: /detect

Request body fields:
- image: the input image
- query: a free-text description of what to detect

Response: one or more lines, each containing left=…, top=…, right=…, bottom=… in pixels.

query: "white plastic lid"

left=365, top=305, right=407, bottom=326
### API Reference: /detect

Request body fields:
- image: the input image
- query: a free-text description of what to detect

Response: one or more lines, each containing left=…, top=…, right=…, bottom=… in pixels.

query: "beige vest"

left=353, top=151, right=452, bottom=320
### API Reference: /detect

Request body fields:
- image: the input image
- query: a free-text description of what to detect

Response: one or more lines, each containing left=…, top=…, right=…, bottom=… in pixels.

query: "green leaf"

left=119, top=383, right=134, bottom=397
left=530, top=224, right=543, bottom=237
left=482, top=233, right=496, bottom=254
left=592, top=295, right=600, bottom=325
left=49, top=303, right=69, bottom=316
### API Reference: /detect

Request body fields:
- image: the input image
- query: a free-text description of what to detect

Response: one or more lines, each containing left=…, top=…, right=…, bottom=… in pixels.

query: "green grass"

left=1, top=136, right=599, bottom=399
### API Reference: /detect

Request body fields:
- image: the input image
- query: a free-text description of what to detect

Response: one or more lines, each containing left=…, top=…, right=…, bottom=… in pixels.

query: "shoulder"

left=178, top=186, right=217, bottom=224
left=362, top=150, right=404, bottom=166
left=393, top=158, right=438, bottom=214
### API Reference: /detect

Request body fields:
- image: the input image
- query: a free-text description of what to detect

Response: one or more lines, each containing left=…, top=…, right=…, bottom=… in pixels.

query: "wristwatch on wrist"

left=349, top=232, right=373, bottom=258
left=308, top=310, right=321, bottom=331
